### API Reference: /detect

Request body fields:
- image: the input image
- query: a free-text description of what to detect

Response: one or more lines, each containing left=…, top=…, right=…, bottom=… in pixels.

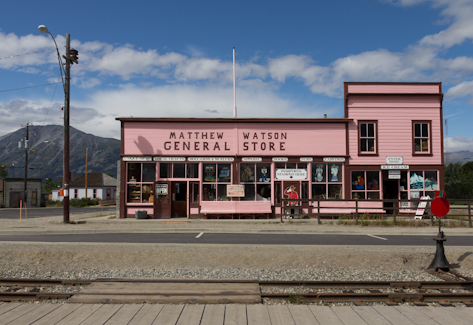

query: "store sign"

left=227, top=185, right=245, bottom=197
left=188, top=157, right=235, bottom=162
left=122, top=156, right=152, bottom=161
left=386, top=156, right=403, bottom=164
left=323, top=157, right=346, bottom=162
left=276, top=169, right=307, bottom=180
left=242, top=157, right=262, bottom=162
left=388, top=174, right=401, bottom=179
left=388, top=170, right=401, bottom=175
left=381, top=165, right=409, bottom=170
left=300, top=157, right=313, bottom=162
left=155, top=184, right=168, bottom=195
left=154, top=157, right=186, bottom=161
left=272, top=157, right=288, bottom=162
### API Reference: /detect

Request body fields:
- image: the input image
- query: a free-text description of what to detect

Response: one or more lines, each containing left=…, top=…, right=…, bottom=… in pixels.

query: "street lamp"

left=38, top=24, right=71, bottom=223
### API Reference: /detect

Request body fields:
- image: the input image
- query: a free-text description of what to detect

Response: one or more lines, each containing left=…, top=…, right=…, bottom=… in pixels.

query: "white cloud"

left=445, top=80, right=473, bottom=98
left=445, top=136, right=473, bottom=152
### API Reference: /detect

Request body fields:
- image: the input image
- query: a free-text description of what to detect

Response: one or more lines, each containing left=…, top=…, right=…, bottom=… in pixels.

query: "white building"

left=52, top=172, right=117, bottom=203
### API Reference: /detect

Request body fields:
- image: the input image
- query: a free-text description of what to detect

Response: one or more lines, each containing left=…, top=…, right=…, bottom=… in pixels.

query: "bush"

left=70, top=198, right=100, bottom=207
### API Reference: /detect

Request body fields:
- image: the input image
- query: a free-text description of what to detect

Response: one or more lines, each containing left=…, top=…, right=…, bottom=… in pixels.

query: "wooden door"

left=171, top=182, right=187, bottom=218
left=153, top=181, right=171, bottom=218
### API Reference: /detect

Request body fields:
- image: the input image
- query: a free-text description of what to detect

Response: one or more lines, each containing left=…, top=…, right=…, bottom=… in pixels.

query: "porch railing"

left=279, top=198, right=473, bottom=227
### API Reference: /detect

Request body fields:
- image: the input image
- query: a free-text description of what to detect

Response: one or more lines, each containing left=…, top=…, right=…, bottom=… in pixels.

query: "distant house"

left=1, top=178, right=42, bottom=208
left=52, top=172, right=117, bottom=203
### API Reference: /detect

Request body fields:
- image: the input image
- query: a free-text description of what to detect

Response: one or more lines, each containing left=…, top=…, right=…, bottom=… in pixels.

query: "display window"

left=127, top=162, right=156, bottom=203
left=159, top=163, right=199, bottom=179
left=312, top=163, right=343, bottom=199
left=400, top=170, right=438, bottom=207
left=351, top=170, right=380, bottom=200
left=202, top=163, right=231, bottom=201
left=240, top=163, right=271, bottom=201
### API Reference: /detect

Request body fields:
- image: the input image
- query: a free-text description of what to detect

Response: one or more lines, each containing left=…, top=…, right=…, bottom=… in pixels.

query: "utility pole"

left=21, top=123, right=35, bottom=207
left=63, top=33, right=71, bottom=223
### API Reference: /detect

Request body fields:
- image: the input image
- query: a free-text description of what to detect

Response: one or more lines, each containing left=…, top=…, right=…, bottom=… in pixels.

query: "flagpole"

left=233, top=47, right=237, bottom=118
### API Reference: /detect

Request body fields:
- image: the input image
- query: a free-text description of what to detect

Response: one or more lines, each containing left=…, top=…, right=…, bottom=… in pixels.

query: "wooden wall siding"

left=347, top=84, right=441, bottom=94
left=348, top=105, right=442, bottom=165
left=123, top=122, right=347, bottom=156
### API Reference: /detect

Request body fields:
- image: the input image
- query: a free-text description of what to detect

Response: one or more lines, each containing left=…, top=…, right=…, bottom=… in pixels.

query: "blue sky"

left=1, top=0, right=473, bottom=153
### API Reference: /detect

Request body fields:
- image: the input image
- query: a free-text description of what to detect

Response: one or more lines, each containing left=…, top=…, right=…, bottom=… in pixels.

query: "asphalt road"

left=0, top=206, right=115, bottom=219
left=0, top=233, right=472, bottom=246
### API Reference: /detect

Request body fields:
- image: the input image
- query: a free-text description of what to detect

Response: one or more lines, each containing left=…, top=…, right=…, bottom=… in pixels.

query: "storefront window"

left=218, top=164, right=231, bottom=182
left=409, top=170, right=438, bottom=206
left=143, top=163, right=156, bottom=182
left=173, top=164, right=186, bottom=178
left=312, top=163, right=343, bottom=199
left=241, top=163, right=272, bottom=201
left=187, top=163, right=199, bottom=178
left=351, top=170, right=380, bottom=200
left=203, top=184, right=216, bottom=201
left=203, top=163, right=231, bottom=201
left=127, top=162, right=156, bottom=203
left=128, top=163, right=141, bottom=182
left=159, top=163, right=199, bottom=179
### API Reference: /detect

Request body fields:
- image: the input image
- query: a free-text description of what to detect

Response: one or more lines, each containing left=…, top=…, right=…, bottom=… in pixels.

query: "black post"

left=21, top=123, right=34, bottom=207
left=427, top=217, right=451, bottom=271
left=63, top=33, right=71, bottom=224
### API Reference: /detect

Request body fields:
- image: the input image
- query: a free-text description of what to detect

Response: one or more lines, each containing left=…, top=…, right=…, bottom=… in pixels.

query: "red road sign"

left=431, top=197, right=450, bottom=218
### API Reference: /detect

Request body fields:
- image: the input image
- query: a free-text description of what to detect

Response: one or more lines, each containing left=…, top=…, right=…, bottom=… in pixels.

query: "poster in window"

left=329, top=164, right=341, bottom=182
left=204, top=164, right=216, bottom=182
left=241, top=165, right=254, bottom=182
left=313, top=164, right=326, bottom=182
left=410, top=172, right=424, bottom=189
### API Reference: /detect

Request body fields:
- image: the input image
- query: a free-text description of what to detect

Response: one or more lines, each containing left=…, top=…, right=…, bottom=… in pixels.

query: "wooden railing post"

left=469, top=200, right=472, bottom=228
left=317, top=199, right=321, bottom=224
left=355, top=200, right=359, bottom=225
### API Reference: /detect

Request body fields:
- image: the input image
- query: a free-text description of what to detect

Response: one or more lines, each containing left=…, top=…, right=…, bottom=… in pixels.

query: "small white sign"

left=388, top=170, right=401, bottom=175
left=273, top=157, right=288, bottom=162
left=122, top=156, right=152, bottom=161
left=154, top=157, right=186, bottom=161
left=155, top=184, right=168, bottom=195
left=381, top=165, right=409, bottom=170
left=388, top=174, right=401, bottom=179
left=300, top=157, right=313, bottom=162
left=323, top=157, right=346, bottom=162
left=242, top=157, right=262, bottom=162
left=227, top=185, right=245, bottom=197
left=276, top=169, right=307, bottom=180
left=188, top=157, right=234, bottom=162
left=386, top=156, right=403, bottom=164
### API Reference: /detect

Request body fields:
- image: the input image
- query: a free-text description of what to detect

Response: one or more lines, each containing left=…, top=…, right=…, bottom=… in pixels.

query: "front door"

left=171, top=182, right=187, bottom=218
left=153, top=181, right=171, bottom=218
left=383, top=178, right=399, bottom=215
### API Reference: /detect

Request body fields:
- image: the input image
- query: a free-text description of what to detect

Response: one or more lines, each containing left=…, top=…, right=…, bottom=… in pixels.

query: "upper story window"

left=359, top=121, right=377, bottom=155
left=413, top=121, right=431, bottom=155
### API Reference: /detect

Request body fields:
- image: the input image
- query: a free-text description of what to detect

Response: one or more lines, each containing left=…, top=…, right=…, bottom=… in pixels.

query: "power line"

left=0, top=48, right=55, bottom=60
left=0, top=82, right=62, bottom=93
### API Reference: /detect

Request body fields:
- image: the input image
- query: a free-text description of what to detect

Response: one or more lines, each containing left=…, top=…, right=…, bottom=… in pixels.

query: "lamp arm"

left=48, top=32, right=66, bottom=92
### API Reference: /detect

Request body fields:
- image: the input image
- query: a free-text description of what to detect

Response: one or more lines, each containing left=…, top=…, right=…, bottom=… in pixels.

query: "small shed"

left=1, top=178, right=42, bottom=208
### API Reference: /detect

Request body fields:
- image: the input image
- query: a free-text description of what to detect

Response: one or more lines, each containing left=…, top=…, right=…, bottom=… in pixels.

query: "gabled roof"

left=70, top=172, right=117, bottom=187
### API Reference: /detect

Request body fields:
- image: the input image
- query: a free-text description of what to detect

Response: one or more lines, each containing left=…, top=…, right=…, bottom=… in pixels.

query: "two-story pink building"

left=117, top=82, right=444, bottom=218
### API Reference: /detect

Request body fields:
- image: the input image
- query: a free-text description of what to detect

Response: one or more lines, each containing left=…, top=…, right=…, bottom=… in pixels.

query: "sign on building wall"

left=276, top=169, right=307, bottom=180
left=227, top=185, right=245, bottom=197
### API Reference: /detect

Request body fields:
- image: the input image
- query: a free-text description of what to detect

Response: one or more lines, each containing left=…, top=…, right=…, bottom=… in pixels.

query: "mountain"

left=0, top=125, right=120, bottom=182
left=446, top=151, right=473, bottom=165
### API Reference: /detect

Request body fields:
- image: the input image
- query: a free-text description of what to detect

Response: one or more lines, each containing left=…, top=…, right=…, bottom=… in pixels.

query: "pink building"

left=117, top=82, right=444, bottom=218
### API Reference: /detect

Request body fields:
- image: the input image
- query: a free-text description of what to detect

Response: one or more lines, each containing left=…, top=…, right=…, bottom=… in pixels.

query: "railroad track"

left=1, top=273, right=473, bottom=305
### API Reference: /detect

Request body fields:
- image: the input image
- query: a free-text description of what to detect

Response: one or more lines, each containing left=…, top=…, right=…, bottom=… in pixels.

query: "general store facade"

left=117, top=82, right=444, bottom=219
